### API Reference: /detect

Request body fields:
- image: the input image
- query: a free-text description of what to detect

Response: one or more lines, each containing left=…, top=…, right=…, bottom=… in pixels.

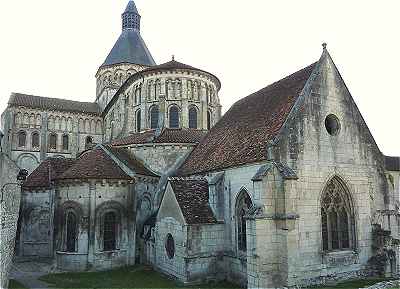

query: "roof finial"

left=172, top=55, right=175, bottom=61
left=322, top=42, right=327, bottom=50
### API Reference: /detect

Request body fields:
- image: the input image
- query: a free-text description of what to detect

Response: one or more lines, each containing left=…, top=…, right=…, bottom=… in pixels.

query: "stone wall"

left=103, top=68, right=221, bottom=142
left=0, top=153, right=20, bottom=289
left=155, top=217, right=187, bottom=281
left=54, top=176, right=157, bottom=272
left=130, top=144, right=193, bottom=176
left=2, top=106, right=103, bottom=175
left=245, top=51, right=397, bottom=288
left=17, top=189, right=55, bottom=258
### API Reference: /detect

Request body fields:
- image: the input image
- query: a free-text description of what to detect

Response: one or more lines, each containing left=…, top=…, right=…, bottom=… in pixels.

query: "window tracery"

left=321, top=177, right=355, bottom=251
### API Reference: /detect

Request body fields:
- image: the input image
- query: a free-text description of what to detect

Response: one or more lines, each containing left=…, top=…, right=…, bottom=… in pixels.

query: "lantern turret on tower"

left=95, top=1, right=156, bottom=111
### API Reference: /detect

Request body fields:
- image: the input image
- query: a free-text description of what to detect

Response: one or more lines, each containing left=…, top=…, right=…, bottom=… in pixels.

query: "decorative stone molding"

left=322, top=250, right=359, bottom=267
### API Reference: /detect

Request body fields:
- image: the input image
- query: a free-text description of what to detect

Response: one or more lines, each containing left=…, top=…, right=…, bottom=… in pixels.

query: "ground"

left=9, top=260, right=397, bottom=289
left=39, top=266, right=240, bottom=289
left=312, top=278, right=395, bottom=289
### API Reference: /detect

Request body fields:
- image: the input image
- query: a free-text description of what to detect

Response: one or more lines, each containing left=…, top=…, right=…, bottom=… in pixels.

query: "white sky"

left=0, top=0, right=399, bottom=156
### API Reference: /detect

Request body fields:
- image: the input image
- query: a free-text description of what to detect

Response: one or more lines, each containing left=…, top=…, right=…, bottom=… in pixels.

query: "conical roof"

left=101, top=1, right=156, bottom=68
left=124, top=1, right=138, bottom=14
left=102, top=30, right=156, bottom=67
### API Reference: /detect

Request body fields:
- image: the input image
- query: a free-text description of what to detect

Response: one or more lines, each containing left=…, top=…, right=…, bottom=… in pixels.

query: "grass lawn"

left=8, top=280, right=28, bottom=289
left=311, top=277, right=394, bottom=289
left=39, top=266, right=241, bottom=289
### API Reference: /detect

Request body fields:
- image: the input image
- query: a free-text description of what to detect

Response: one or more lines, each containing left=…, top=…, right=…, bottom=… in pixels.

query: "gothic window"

left=103, top=212, right=117, bottom=251
left=66, top=212, right=77, bottom=252
left=189, top=107, right=198, bottom=129
left=31, top=132, right=40, bottom=148
left=18, top=131, right=26, bottom=147
left=169, top=106, right=179, bottom=129
left=136, top=110, right=141, bottom=132
left=62, top=135, right=69, bottom=151
left=150, top=106, right=159, bottom=129
left=236, top=190, right=252, bottom=252
left=49, top=133, right=57, bottom=150
left=207, top=111, right=212, bottom=131
left=85, top=136, right=93, bottom=150
left=165, top=233, right=175, bottom=259
left=321, top=177, right=355, bottom=251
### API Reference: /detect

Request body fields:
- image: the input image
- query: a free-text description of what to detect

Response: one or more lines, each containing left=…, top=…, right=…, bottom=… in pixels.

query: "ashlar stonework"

left=0, top=2, right=399, bottom=289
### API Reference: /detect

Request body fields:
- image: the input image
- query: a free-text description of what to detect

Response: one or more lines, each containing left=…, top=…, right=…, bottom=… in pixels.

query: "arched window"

left=169, top=106, right=179, bottom=128
left=136, top=110, right=141, bottom=132
left=165, top=233, right=175, bottom=259
left=18, top=131, right=27, bottom=147
left=207, top=111, right=212, bottom=131
left=85, top=136, right=93, bottom=150
left=236, top=190, right=252, bottom=252
left=66, top=212, right=77, bottom=252
left=189, top=107, right=198, bottom=129
left=62, top=135, right=69, bottom=151
left=49, top=133, right=57, bottom=150
left=31, top=132, right=40, bottom=148
left=103, top=212, right=117, bottom=251
left=150, top=106, right=159, bottom=129
left=321, top=177, right=355, bottom=251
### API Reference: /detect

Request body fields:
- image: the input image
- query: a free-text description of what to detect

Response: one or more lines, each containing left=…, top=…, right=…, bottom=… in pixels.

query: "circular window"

left=325, top=114, right=340, bottom=136
left=165, top=233, right=175, bottom=259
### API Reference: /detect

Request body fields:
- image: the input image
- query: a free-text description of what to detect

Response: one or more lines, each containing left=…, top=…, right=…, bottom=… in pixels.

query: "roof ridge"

left=177, top=61, right=317, bottom=175
left=11, top=92, right=96, bottom=105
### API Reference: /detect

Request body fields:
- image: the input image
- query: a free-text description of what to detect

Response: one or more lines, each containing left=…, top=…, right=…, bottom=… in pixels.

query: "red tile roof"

left=23, top=158, right=75, bottom=189
left=178, top=63, right=316, bottom=175
left=169, top=178, right=217, bottom=224
left=58, top=147, right=131, bottom=180
left=111, top=128, right=207, bottom=146
left=8, top=93, right=100, bottom=115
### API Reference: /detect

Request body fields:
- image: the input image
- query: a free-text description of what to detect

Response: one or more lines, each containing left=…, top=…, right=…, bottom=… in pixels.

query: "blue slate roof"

left=124, top=1, right=138, bottom=14
left=101, top=1, right=156, bottom=68
left=101, top=30, right=156, bottom=67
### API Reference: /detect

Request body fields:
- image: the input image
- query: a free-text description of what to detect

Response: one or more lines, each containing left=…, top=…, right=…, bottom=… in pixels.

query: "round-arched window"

left=325, top=114, right=340, bottom=136
left=165, top=233, right=175, bottom=259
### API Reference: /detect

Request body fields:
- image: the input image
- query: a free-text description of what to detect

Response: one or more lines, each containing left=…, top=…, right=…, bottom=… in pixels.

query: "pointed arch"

left=235, top=188, right=253, bottom=252
left=320, top=176, right=356, bottom=251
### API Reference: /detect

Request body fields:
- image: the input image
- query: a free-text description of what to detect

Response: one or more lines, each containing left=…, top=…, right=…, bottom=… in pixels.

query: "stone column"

left=87, top=182, right=96, bottom=269
left=40, top=113, right=48, bottom=161
left=127, top=182, right=137, bottom=265
left=157, top=95, right=166, bottom=132
left=181, top=79, right=188, bottom=128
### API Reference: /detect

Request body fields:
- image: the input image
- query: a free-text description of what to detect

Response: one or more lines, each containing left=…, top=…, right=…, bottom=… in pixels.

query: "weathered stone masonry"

left=0, top=154, right=20, bottom=289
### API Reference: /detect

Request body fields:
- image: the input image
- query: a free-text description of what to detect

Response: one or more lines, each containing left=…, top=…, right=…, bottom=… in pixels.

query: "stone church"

left=1, top=1, right=400, bottom=288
